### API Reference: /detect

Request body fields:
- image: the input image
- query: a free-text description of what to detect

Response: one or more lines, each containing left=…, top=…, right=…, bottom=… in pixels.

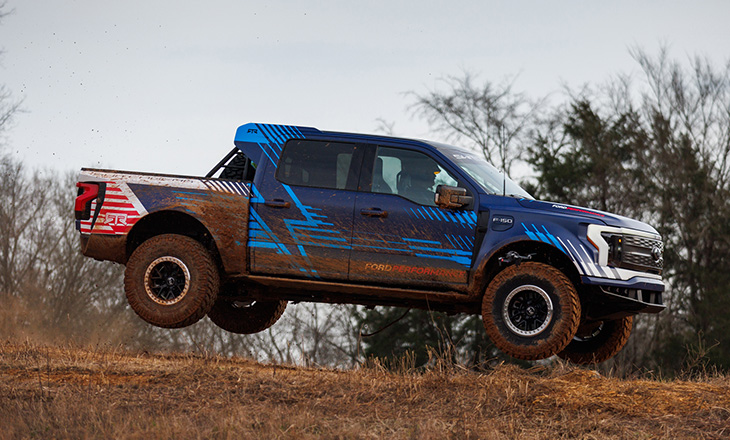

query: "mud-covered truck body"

left=75, top=123, right=665, bottom=363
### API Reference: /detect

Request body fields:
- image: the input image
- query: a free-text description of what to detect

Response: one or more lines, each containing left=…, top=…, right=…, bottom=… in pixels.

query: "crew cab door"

left=350, top=145, right=478, bottom=287
left=249, top=139, right=362, bottom=280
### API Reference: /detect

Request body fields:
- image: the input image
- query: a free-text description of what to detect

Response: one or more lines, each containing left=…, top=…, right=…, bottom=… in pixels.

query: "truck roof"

left=233, top=122, right=469, bottom=156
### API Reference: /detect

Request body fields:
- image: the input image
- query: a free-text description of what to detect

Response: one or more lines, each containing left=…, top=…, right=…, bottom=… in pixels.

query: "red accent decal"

left=565, top=206, right=605, bottom=217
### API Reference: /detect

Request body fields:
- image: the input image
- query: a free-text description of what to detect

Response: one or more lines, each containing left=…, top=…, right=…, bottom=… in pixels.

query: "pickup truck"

left=75, top=123, right=665, bottom=364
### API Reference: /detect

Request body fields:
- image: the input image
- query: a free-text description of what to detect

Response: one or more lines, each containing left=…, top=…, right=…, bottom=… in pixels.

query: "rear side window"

left=277, top=140, right=357, bottom=190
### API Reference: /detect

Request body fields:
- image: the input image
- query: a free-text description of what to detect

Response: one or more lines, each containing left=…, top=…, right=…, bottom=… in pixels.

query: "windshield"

left=432, top=143, right=533, bottom=199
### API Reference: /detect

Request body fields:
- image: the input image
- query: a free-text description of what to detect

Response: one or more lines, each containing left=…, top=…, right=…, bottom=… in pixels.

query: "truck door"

left=249, top=139, right=362, bottom=280
left=350, top=145, right=478, bottom=287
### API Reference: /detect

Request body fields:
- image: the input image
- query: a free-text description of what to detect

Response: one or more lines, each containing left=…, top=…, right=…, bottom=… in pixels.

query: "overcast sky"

left=1, top=1, right=729, bottom=177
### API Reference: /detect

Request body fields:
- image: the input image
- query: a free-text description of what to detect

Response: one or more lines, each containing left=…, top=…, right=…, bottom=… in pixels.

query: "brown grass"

left=1, top=340, right=729, bottom=439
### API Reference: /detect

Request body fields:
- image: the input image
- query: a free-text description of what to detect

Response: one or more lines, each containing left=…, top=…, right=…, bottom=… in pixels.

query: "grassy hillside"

left=1, top=341, right=728, bottom=439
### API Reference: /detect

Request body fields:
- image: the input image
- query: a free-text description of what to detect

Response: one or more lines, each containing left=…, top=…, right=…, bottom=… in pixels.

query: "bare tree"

left=147, top=303, right=361, bottom=368
left=374, top=118, right=397, bottom=136
left=0, top=3, right=21, bottom=144
left=0, top=2, right=25, bottom=296
left=280, top=303, right=360, bottom=367
left=408, top=72, right=539, bottom=174
left=0, top=164, right=144, bottom=344
left=0, top=156, right=51, bottom=296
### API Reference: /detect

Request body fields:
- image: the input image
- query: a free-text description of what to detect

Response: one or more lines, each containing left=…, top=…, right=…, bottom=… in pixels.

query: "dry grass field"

left=1, top=340, right=729, bottom=439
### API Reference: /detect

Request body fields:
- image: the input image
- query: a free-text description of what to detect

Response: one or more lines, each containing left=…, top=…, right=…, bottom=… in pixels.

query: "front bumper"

left=581, top=275, right=666, bottom=320
left=581, top=275, right=664, bottom=292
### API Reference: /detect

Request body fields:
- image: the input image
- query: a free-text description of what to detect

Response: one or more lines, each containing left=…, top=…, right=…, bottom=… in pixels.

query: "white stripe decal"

left=567, top=239, right=596, bottom=276
left=558, top=237, right=587, bottom=276
left=580, top=244, right=607, bottom=277
left=202, top=180, right=250, bottom=196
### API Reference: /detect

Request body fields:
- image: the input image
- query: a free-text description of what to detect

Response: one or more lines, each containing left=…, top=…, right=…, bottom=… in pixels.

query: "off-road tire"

left=482, top=262, right=581, bottom=360
left=208, top=298, right=287, bottom=334
left=124, top=234, right=219, bottom=328
left=557, top=316, right=633, bottom=364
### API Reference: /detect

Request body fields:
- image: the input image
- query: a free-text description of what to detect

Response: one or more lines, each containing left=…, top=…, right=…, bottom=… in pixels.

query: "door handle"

left=360, top=208, right=388, bottom=218
left=264, top=199, right=291, bottom=209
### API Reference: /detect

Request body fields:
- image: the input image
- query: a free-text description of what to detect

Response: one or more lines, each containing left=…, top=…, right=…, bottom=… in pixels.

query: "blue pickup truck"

left=75, top=123, right=665, bottom=364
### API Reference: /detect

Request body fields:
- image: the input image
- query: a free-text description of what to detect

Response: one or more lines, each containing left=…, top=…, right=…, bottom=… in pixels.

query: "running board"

left=242, top=275, right=479, bottom=314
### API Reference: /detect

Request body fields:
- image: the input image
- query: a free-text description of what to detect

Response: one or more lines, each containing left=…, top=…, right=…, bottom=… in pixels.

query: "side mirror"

left=435, top=185, right=473, bottom=209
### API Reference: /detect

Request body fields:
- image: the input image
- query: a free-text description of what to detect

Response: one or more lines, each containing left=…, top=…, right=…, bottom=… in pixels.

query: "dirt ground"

left=1, top=341, right=729, bottom=439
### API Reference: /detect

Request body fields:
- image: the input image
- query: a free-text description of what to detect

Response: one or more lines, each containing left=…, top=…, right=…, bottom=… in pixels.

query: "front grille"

left=621, top=235, right=663, bottom=274
left=623, top=235, right=661, bottom=249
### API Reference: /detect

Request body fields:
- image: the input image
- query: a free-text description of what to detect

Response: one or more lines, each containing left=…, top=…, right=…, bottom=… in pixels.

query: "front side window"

left=277, top=140, right=356, bottom=190
left=372, top=147, right=458, bottom=206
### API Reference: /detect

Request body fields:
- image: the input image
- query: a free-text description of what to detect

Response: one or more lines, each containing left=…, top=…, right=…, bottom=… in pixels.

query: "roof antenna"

left=500, top=138, right=506, bottom=196
left=503, top=169, right=506, bottom=197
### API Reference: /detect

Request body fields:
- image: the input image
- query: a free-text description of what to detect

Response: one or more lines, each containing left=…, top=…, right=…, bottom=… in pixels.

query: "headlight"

left=587, top=225, right=663, bottom=275
left=601, top=233, right=624, bottom=267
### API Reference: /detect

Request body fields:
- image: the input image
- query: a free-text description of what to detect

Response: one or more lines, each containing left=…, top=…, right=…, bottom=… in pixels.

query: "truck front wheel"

left=124, top=234, right=219, bottom=328
left=482, top=262, right=581, bottom=360
left=557, top=316, right=633, bottom=364
left=208, top=298, right=287, bottom=334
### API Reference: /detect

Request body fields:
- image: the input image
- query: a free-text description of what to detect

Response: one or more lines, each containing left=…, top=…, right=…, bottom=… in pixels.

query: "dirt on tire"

left=124, top=234, right=219, bottom=328
left=482, top=262, right=581, bottom=360
left=208, top=299, right=287, bottom=334
left=558, top=316, right=633, bottom=364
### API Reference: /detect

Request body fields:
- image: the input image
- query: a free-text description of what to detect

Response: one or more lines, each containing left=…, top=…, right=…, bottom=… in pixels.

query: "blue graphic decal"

left=352, top=229, right=474, bottom=269
left=403, top=238, right=441, bottom=245
left=235, top=123, right=308, bottom=171
left=446, top=234, right=473, bottom=251
left=541, top=225, right=566, bottom=253
left=406, top=207, right=476, bottom=228
left=522, top=223, right=567, bottom=255
left=415, top=253, right=472, bottom=266
left=249, top=183, right=352, bottom=278
left=521, top=223, right=539, bottom=241
left=249, top=207, right=291, bottom=255
left=242, top=125, right=313, bottom=275
left=279, top=185, right=350, bottom=252
left=235, top=123, right=305, bottom=145
left=250, top=184, right=266, bottom=204
left=244, top=123, right=477, bottom=275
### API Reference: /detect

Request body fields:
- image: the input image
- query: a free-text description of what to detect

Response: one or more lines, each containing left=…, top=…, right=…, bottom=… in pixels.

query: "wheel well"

left=126, top=211, right=220, bottom=264
left=479, top=241, right=581, bottom=293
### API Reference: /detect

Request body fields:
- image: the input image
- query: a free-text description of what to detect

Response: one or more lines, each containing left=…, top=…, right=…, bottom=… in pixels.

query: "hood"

left=516, top=199, right=659, bottom=235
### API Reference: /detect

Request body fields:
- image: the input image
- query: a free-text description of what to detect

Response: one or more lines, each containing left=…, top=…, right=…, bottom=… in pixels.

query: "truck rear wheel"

left=557, top=316, right=633, bottom=364
left=124, top=234, right=219, bottom=328
left=482, top=262, right=580, bottom=360
left=208, top=298, right=287, bottom=334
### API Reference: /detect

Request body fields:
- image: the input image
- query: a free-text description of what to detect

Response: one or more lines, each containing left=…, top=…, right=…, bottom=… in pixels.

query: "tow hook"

left=499, top=251, right=536, bottom=266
